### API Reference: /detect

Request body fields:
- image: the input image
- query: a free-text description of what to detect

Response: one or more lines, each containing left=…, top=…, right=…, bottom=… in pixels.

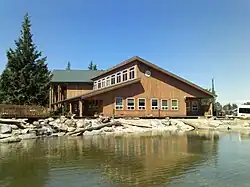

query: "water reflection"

left=0, top=132, right=220, bottom=187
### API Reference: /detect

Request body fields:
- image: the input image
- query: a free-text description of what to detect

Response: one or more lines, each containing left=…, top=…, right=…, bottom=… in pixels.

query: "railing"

left=0, top=104, right=50, bottom=118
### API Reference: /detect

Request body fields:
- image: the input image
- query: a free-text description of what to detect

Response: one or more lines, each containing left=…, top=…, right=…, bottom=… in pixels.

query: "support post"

left=49, top=86, right=52, bottom=109
left=69, top=103, right=72, bottom=114
left=79, top=99, right=83, bottom=117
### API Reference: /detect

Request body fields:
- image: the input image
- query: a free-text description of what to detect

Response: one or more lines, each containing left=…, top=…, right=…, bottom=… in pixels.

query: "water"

left=1, top=131, right=250, bottom=187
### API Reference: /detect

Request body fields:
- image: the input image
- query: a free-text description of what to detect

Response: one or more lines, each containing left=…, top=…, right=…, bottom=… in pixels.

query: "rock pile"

left=0, top=117, right=194, bottom=143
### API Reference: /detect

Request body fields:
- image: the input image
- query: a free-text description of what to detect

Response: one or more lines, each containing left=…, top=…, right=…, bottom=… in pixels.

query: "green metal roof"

left=51, top=70, right=104, bottom=83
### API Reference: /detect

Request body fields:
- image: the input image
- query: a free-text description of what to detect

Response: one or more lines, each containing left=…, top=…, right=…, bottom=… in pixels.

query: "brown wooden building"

left=50, top=56, right=214, bottom=117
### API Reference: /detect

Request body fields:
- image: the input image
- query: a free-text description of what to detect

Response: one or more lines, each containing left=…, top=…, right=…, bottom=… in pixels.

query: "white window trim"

left=127, top=98, right=135, bottom=110
left=93, top=65, right=137, bottom=90
left=115, top=97, right=123, bottom=110
left=171, top=99, right=179, bottom=110
left=97, top=80, right=101, bottom=89
left=191, top=100, right=198, bottom=111
left=116, top=72, right=121, bottom=84
left=93, top=81, right=97, bottom=90
left=101, top=78, right=106, bottom=88
left=161, top=99, right=168, bottom=110
left=138, top=98, right=146, bottom=110
left=151, top=98, right=159, bottom=110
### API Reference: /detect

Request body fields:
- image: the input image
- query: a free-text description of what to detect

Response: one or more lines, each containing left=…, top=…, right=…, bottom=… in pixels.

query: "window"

left=93, top=81, right=97, bottom=90
left=151, top=99, right=159, bottom=110
left=101, top=78, right=106, bottom=88
left=122, top=70, right=128, bottom=81
left=115, top=97, right=123, bottom=110
left=117, top=72, right=121, bottom=83
left=138, top=98, right=146, bottom=110
left=97, top=80, right=101, bottom=89
left=111, top=75, right=116, bottom=85
left=192, top=101, right=198, bottom=111
left=171, top=99, right=178, bottom=110
left=129, top=67, right=135, bottom=79
left=239, top=108, right=250, bottom=114
left=106, top=77, right=111, bottom=86
left=127, top=98, right=135, bottom=110
left=161, top=100, right=168, bottom=110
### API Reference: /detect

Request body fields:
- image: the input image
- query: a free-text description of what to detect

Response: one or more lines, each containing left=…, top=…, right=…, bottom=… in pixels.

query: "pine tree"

left=93, top=64, right=97, bottom=70
left=0, top=13, right=52, bottom=106
left=66, top=62, right=71, bottom=70
left=88, top=61, right=93, bottom=70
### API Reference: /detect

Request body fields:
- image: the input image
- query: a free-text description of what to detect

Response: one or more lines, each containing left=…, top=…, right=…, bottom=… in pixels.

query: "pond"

left=0, top=131, right=250, bottom=187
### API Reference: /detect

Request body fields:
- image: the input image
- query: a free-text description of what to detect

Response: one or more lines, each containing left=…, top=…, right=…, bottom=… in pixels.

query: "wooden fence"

left=0, top=104, right=50, bottom=118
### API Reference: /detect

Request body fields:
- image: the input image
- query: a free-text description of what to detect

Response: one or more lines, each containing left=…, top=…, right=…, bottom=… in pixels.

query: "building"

left=50, top=56, right=214, bottom=117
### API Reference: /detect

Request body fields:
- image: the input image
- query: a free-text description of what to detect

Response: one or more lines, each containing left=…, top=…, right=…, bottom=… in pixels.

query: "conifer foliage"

left=0, top=14, right=52, bottom=106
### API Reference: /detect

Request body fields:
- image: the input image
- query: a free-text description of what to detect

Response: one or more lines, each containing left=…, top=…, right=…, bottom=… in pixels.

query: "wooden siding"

left=87, top=61, right=212, bottom=117
left=66, top=83, right=93, bottom=99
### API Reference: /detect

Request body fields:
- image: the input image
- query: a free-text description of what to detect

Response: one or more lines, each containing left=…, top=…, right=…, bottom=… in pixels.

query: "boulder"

left=51, top=132, right=66, bottom=137
left=65, top=119, right=76, bottom=127
left=0, top=124, right=12, bottom=134
left=59, top=116, right=67, bottom=123
left=47, top=117, right=54, bottom=122
left=100, top=117, right=111, bottom=123
left=0, top=137, right=21, bottom=143
left=9, top=124, right=19, bottom=130
left=76, top=119, right=86, bottom=128
left=67, top=127, right=76, bottom=132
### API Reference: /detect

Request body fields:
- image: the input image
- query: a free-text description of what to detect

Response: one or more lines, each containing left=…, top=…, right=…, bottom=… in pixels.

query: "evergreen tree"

left=88, top=61, right=93, bottom=70
left=88, top=61, right=98, bottom=70
left=66, top=62, right=71, bottom=70
left=93, top=64, right=97, bottom=70
left=0, top=13, right=52, bottom=106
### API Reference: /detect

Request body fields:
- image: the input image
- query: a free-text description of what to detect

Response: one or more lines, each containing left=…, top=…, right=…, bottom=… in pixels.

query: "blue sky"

left=0, top=0, right=250, bottom=105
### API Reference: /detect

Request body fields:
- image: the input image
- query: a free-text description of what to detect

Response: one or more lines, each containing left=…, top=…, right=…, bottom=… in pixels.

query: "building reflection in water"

left=0, top=131, right=219, bottom=187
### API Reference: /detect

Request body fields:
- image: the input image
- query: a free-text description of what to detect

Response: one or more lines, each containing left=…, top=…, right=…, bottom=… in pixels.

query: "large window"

left=127, top=98, right=135, bottom=110
left=161, top=99, right=168, bottom=110
left=93, top=81, right=97, bottom=90
left=106, top=77, right=111, bottom=87
left=117, top=72, right=121, bottom=83
left=111, top=75, right=116, bottom=85
left=129, top=67, right=135, bottom=79
left=151, top=98, right=159, bottom=110
left=97, top=80, right=101, bottom=89
left=101, top=78, right=106, bottom=88
left=93, top=66, right=136, bottom=90
left=239, top=108, right=250, bottom=114
left=192, top=101, right=198, bottom=111
left=171, top=99, right=178, bottom=110
left=122, top=70, right=128, bottom=81
left=115, top=97, right=123, bottom=110
left=138, top=98, right=146, bottom=110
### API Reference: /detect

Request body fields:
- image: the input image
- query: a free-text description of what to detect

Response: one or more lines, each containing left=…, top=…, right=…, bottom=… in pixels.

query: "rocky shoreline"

left=0, top=117, right=194, bottom=143
left=1, top=116, right=250, bottom=143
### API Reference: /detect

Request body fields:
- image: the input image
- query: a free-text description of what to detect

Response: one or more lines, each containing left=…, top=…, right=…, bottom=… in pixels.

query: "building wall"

left=88, top=61, right=212, bottom=117
left=66, top=83, right=93, bottom=98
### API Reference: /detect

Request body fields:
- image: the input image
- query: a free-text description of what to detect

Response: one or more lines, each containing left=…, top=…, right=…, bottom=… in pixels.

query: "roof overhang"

left=52, top=78, right=141, bottom=105
left=91, top=56, right=215, bottom=97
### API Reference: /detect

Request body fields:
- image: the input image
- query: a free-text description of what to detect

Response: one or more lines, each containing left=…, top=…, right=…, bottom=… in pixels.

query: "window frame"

left=122, top=70, right=128, bottom=82
left=115, top=97, right=123, bottom=110
left=106, top=76, right=111, bottom=87
left=171, top=99, right=179, bottom=110
left=191, top=100, right=198, bottom=111
left=138, top=98, right=146, bottom=110
left=161, top=99, right=168, bottom=110
left=97, top=80, right=101, bottom=89
left=111, top=74, right=116, bottom=85
left=127, top=98, right=135, bottom=110
left=101, top=78, right=106, bottom=88
left=151, top=98, right=159, bottom=110
left=129, top=67, right=135, bottom=80
left=116, top=72, right=121, bottom=84
left=93, top=81, right=97, bottom=90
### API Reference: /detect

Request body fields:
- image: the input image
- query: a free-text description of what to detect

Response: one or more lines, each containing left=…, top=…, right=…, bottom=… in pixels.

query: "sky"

left=0, top=0, right=250, bottom=105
